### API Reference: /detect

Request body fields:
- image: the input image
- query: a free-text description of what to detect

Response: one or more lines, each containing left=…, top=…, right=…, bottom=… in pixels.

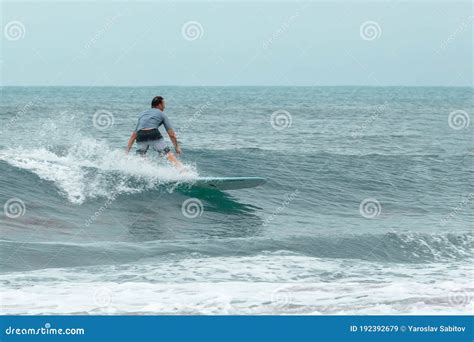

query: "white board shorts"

left=136, top=138, right=171, bottom=156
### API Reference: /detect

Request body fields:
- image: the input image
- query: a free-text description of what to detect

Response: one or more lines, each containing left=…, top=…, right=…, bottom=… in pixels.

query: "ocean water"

left=0, top=86, right=472, bottom=315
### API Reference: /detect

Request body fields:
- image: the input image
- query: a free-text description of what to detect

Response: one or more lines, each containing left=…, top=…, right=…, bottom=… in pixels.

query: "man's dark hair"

left=151, top=96, right=164, bottom=108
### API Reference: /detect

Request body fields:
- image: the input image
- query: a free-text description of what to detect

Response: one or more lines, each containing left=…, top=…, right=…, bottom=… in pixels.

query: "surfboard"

left=191, top=177, right=266, bottom=190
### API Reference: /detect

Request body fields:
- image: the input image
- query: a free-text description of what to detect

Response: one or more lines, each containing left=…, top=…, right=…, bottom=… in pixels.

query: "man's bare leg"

left=166, top=152, right=184, bottom=170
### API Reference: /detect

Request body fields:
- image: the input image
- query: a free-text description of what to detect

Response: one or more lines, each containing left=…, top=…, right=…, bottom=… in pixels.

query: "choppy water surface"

left=0, top=86, right=472, bottom=314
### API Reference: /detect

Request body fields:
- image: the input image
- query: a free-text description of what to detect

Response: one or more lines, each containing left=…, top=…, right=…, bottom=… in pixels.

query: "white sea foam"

left=0, top=139, right=198, bottom=204
left=1, top=253, right=472, bottom=315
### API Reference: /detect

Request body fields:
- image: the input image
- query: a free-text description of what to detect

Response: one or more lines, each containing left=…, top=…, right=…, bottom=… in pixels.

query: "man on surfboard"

left=126, top=96, right=183, bottom=168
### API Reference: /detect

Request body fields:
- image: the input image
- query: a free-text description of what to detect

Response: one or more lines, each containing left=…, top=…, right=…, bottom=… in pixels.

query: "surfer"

left=126, top=96, right=183, bottom=169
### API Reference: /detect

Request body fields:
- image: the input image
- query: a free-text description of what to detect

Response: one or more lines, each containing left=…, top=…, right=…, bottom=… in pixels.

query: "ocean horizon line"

left=1, top=84, right=473, bottom=88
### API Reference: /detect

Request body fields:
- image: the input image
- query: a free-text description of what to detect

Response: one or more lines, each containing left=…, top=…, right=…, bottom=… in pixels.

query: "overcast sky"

left=1, top=1, right=472, bottom=86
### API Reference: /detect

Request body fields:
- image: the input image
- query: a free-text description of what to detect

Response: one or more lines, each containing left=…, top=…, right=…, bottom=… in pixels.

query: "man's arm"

left=167, top=128, right=181, bottom=155
left=126, top=131, right=137, bottom=154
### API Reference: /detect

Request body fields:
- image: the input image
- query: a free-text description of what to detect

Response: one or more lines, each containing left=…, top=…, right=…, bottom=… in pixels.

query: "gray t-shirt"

left=134, top=108, right=173, bottom=132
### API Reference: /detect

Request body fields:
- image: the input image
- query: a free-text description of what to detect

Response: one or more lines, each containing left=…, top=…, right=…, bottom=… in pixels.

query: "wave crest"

left=0, top=140, right=198, bottom=204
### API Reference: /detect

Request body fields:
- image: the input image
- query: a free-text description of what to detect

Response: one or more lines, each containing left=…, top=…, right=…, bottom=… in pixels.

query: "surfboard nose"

left=193, top=177, right=267, bottom=190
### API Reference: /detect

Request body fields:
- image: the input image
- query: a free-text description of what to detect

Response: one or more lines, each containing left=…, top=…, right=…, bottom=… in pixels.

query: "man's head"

left=151, top=96, right=165, bottom=111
